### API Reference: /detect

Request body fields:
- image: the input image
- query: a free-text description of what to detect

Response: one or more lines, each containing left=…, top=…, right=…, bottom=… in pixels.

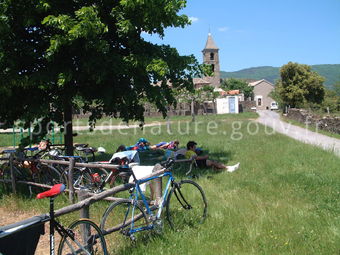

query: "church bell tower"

left=202, top=33, right=220, bottom=87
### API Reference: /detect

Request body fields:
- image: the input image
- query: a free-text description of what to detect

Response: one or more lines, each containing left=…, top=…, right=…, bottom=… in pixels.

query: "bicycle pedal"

left=130, top=234, right=136, bottom=242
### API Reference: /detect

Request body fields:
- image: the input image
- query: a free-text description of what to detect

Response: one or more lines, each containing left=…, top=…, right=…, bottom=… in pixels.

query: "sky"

left=142, top=0, right=340, bottom=72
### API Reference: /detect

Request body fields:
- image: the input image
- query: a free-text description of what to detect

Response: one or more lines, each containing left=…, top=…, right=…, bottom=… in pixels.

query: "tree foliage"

left=0, top=0, right=199, bottom=152
left=221, top=78, right=253, bottom=99
left=276, top=62, right=325, bottom=108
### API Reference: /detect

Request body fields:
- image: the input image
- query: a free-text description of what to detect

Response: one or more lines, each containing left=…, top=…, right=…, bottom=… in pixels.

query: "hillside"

left=221, top=64, right=340, bottom=89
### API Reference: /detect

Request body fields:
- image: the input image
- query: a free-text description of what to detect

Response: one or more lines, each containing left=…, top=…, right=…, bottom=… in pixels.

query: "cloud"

left=218, top=27, right=229, bottom=32
left=189, top=17, right=199, bottom=23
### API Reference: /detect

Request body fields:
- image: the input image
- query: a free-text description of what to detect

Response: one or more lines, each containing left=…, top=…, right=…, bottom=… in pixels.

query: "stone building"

left=193, top=33, right=221, bottom=88
left=248, top=79, right=275, bottom=110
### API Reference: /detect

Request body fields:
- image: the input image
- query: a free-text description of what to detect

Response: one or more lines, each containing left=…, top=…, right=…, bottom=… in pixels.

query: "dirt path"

left=0, top=207, right=51, bottom=255
left=257, top=110, right=340, bottom=157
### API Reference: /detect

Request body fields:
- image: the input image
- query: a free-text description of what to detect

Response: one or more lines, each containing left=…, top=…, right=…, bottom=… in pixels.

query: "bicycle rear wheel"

left=166, top=180, right=207, bottom=230
left=0, top=162, right=30, bottom=192
left=36, top=164, right=62, bottom=186
left=58, top=219, right=108, bottom=255
left=100, top=199, right=148, bottom=252
left=74, top=148, right=95, bottom=163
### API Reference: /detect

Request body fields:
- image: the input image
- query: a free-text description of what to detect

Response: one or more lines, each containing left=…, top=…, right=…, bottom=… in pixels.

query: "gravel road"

left=257, top=110, right=340, bottom=157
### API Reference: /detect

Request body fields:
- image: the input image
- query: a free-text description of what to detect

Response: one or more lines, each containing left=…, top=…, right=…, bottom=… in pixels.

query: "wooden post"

left=68, top=158, right=75, bottom=203
left=78, top=189, right=90, bottom=242
left=9, top=153, right=16, bottom=194
left=78, top=189, right=90, bottom=219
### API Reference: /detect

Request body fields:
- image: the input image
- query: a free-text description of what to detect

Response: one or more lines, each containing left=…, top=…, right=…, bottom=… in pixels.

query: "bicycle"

left=56, top=155, right=112, bottom=193
left=0, top=183, right=108, bottom=255
left=73, top=144, right=97, bottom=163
left=38, top=184, right=108, bottom=254
left=99, top=159, right=207, bottom=250
left=0, top=149, right=65, bottom=194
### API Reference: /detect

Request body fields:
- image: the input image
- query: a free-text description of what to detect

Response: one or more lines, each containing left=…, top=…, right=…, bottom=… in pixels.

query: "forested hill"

left=220, top=64, right=340, bottom=89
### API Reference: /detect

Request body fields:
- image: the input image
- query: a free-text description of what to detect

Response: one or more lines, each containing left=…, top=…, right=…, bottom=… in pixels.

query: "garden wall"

left=287, top=108, right=340, bottom=134
left=239, top=101, right=256, bottom=112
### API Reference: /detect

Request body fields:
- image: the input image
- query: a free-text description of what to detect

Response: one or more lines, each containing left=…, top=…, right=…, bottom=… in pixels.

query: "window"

left=257, top=98, right=262, bottom=106
left=210, top=53, right=214, bottom=60
left=211, top=64, right=215, bottom=72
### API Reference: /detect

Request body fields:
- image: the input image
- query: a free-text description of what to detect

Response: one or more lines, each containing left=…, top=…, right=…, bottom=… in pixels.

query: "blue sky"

left=143, top=0, right=340, bottom=72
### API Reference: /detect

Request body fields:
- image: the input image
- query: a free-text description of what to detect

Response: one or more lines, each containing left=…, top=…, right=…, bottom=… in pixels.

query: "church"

left=193, top=33, right=221, bottom=88
left=194, top=33, right=276, bottom=111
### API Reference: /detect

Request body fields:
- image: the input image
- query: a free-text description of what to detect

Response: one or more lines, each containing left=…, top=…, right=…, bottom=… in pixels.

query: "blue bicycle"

left=99, top=159, right=207, bottom=249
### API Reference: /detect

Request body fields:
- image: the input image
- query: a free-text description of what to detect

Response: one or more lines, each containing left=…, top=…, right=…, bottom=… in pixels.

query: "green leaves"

left=0, top=0, right=199, bottom=148
left=277, top=62, right=325, bottom=107
left=146, top=59, right=169, bottom=78
left=221, top=78, right=254, bottom=99
left=42, top=6, right=108, bottom=57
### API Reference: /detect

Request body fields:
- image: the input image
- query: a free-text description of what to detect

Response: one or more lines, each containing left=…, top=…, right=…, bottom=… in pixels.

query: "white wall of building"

left=216, top=96, right=239, bottom=114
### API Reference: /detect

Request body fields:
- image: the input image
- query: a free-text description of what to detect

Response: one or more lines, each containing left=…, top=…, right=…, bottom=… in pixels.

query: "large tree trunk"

left=63, top=98, right=74, bottom=156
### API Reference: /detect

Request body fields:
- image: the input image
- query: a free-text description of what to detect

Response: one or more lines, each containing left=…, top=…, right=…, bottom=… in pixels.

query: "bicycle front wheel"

left=58, top=219, right=108, bottom=255
left=100, top=199, right=148, bottom=252
left=166, top=180, right=208, bottom=230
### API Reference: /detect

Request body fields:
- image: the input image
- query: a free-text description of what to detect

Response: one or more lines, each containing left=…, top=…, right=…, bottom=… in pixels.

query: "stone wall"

left=287, top=108, right=340, bottom=134
left=239, top=101, right=256, bottom=112
left=144, top=102, right=215, bottom=117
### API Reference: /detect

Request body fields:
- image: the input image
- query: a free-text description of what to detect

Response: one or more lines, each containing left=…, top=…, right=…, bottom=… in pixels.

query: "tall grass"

left=1, top=113, right=339, bottom=254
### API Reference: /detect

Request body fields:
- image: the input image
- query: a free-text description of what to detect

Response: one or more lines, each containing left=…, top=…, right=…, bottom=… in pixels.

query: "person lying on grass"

left=150, top=140, right=179, bottom=150
left=185, top=141, right=240, bottom=172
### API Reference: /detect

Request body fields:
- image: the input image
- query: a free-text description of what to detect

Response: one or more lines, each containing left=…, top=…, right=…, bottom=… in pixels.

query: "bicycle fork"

left=173, top=183, right=192, bottom=210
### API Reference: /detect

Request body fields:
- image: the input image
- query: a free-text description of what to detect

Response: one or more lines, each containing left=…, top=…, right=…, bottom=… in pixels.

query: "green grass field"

left=1, top=113, right=339, bottom=254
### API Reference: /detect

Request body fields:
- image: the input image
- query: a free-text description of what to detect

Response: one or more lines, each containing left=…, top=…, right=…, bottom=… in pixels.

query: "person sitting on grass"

left=185, top=141, right=240, bottom=172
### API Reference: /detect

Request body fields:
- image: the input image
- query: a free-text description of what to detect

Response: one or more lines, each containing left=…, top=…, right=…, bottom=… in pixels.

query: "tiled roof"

left=248, top=79, right=274, bottom=87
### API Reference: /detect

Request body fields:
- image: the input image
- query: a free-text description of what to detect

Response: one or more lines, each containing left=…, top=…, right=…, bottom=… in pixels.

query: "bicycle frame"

left=47, top=196, right=97, bottom=255
left=125, top=170, right=174, bottom=235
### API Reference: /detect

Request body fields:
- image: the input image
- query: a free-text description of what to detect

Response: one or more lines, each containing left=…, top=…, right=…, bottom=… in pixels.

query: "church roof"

left=204, top=33, right=219, bottom=50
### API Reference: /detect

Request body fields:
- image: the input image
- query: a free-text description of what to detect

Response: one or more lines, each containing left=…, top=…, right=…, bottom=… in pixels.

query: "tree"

left=200, top=85, right=219, bottom=114
left=276, top=62, right=325, bottom=108
left=333, top=82, right=340, bottom=97
left=221, top=78, right=253, bottom=99
left=0, top=0, right=199, bottom=155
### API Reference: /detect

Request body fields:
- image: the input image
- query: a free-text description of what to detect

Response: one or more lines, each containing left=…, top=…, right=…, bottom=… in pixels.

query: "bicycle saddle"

left=74, top=143, right=88, bottom=148
left=36, top=184, right=66, bottom=199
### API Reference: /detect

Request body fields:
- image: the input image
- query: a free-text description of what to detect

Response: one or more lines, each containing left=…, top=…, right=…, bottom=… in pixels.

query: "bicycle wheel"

left=74, top=148, right=95, bottom=163
left=73, top=168, right=97, bottom=191
left=100, top=199, right=149, bottom=252
left=166, top=180, right=207, bottom=230
left=0, top=162, right=30, bottom=192
left=36, top=164, right=62, bottom=186
left=58, top=219, right=108, bottom=255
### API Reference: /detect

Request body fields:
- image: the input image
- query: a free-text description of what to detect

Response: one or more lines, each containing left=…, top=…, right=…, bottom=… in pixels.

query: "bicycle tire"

left=37, top=164, right=62, bottom=186
left=100, top=199, right=148, bottom=252
left=67, top=167, right=93, bottom=190
left=166, top=180, right=208, bottom=230
left=0, top=162, right=30, bottom=192
left=74, top=148, right=95, bottom=163
left=58, top=219, right=108, bottom=255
